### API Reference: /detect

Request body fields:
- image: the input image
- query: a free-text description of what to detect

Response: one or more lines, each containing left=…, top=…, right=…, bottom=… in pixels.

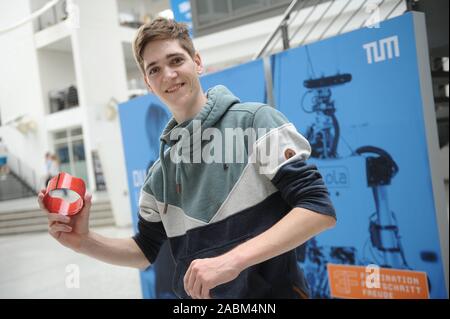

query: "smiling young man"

left=39, top=17, right=336, bottom=299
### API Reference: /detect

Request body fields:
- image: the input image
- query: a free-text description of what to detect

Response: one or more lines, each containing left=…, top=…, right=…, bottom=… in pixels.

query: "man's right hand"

left=38, top=189, right=92, bottom=252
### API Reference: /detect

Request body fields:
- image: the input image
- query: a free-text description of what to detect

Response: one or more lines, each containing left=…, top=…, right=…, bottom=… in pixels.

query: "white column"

left=70, top=0, right=132, bottom=226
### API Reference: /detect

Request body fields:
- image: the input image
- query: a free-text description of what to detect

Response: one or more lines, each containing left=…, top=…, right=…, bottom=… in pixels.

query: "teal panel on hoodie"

left=143, top=85, right=290, bottom=224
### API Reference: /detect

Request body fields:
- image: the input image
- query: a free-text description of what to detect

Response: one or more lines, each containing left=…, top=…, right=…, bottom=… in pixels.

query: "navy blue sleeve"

left=271, top=159, right=336, bottom=219
left=132, top=215, right=167, bottom=264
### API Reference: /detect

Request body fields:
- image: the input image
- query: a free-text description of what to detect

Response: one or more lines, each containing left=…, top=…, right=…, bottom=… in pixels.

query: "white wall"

left=44, top=107, right=83, bottom=133
left=69, top=0, right=132, bottom=226
left=0, top=0, right=49, bottom=189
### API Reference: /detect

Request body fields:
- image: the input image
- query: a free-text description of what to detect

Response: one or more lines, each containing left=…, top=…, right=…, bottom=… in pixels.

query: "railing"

left=254, top=0, right=408, bottom=60
left=3, top=152, right=39, bottom=194
left=36, top=0, right=67, bottom=32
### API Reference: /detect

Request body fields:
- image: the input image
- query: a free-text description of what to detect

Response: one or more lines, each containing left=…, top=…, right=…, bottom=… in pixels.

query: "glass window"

left=73, top=140, right=87, bottom=185
left=212, top=0, right=230, bottom=14
left=270, top=0, right=288, bottom=4
left=231, top=0, right=266, bottom=15
left=72, top=140, right=86, bottom=161
left=52, top=127, right=88, bottom=188
left=197, top=0, right=210, bottom=15
left=54, top=131, right=67, bottom=140
left=55, top=143, right=70, bottom=165
left=48, top=85, right=79, bottom=114
left=197, top=0, right=230, bottom=26
left=71, top=127, right=83, bottom=137
left=193, top=0, right=291, bottom=35
left=54, top=143, right=71, bottom=175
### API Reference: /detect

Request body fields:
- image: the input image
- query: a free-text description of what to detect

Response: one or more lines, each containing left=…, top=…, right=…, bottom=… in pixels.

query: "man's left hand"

left=183, top=253, right=242, bottom=299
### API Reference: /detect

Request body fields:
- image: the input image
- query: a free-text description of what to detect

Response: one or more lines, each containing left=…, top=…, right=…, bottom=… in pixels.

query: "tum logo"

left=362, top=36, right=400, bottom=64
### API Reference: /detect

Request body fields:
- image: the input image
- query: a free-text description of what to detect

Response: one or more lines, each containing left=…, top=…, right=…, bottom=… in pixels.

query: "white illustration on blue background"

left=273, top=12, right=446, bottom=298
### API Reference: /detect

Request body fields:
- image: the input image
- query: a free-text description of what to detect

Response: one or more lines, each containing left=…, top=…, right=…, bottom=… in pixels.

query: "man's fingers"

left=47, top=212, right=70, bottom=224
left=201, top=284, right=211, bottom=299
left=186, top=263, right=197, bottom=297
left=192, top=277, right=202, bottom=299
left=183, top=266, right=192, bottom=296
left=37, top=192, right=47, bottom=210
left=49, top=222, right=72, bottom=236
left=79, top=193, right=92, bottom=215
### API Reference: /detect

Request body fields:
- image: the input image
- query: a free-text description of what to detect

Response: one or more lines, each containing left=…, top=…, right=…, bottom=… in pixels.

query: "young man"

left=38, top=18, right=336, bottom=299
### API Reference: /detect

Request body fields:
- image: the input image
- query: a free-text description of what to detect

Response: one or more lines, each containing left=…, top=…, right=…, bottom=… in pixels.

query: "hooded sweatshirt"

left=133, top=85, right=336, bottom=299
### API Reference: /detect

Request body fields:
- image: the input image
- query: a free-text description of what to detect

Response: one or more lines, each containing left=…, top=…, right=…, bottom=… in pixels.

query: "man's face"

left=142, top=39, right=204, bottom=112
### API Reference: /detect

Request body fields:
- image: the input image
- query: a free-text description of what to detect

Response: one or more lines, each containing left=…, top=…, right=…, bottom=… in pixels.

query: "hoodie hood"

left=160, top=85, right=240, bottom=146
left=158, top=85, right=240, bottom=213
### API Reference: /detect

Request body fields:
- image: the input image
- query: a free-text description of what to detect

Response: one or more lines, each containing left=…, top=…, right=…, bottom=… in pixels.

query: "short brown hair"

left=133, top=17, right=195, bottom=76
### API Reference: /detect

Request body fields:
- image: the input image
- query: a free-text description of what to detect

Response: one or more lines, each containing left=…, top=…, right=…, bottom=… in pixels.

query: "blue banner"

left=170, top=0, right=193, bottom=36
left=119, top=13, right=447, bottom=298
left=273, top=12, right=446, bottom=298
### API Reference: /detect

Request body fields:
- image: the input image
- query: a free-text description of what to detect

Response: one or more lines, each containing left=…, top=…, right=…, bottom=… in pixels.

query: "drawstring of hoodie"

left=159, top=140, right=169, bottom=214
left=157, top=86, right=240, bottom=215
left=159, top=139, right=183, bottom=214
left=175, top=163, right=182, bottom=194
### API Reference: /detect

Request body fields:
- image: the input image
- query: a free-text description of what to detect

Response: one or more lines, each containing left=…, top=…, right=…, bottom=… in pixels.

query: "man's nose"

left=163, top=66, right=178, bottom=79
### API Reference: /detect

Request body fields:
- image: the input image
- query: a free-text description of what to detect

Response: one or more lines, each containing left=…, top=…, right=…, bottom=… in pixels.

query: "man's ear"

left=194, top=52, right=204, bottom=75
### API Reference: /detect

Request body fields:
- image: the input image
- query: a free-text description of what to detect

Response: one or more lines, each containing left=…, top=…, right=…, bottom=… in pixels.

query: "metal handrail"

left=263, top=0, right=313, bottom=58
left=253, top=0, right=301, bottom=60
left=4, top=152, right=39, bottom=193
left=254, top=0, right=408, bottom=60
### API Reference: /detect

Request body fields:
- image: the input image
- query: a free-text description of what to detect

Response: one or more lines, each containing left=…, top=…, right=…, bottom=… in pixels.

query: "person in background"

left=45, top=152, right=60, bottom=186
left=0, top=137, right=10, bottom=180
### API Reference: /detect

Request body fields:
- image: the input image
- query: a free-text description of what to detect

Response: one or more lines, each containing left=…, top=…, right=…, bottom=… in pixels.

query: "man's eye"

left=149, top=67, right=159, bottom=75
left=172, top=57, right=183, bottom=64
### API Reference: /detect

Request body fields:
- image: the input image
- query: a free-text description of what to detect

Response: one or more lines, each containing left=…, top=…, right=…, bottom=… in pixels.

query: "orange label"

left=327, top=264, right=429, bottom=299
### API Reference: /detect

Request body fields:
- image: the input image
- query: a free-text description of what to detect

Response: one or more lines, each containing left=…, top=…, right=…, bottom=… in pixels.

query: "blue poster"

left=273, top=12, right=447, bottom=298
left=170, top=0, right=193, bottom=36
left=119, top=94, right=171, bottom=298
left=201, top=58, right=266, bottom=104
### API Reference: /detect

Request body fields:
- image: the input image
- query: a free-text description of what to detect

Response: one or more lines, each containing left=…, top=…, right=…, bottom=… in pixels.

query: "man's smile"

left=165, top=83, right=186, bottom=93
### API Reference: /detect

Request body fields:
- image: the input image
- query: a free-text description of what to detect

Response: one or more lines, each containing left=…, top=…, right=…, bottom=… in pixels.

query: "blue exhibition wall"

left=119, top=12, right=446, bottom=298
left=272, top=12, right=446, bottom=299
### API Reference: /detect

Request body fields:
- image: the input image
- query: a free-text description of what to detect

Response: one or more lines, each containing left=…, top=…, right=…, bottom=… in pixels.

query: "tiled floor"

left=0, top=226, right=142, bottom=299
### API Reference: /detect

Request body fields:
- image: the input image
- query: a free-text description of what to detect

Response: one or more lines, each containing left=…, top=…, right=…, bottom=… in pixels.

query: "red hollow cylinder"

left=43, top=172, right=86, bottom=216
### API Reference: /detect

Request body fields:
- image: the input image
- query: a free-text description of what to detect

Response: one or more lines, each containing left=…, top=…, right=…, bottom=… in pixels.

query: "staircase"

left=0, top=172, right=36, bottom=201
left=0, top=197, right=115, bottom=235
